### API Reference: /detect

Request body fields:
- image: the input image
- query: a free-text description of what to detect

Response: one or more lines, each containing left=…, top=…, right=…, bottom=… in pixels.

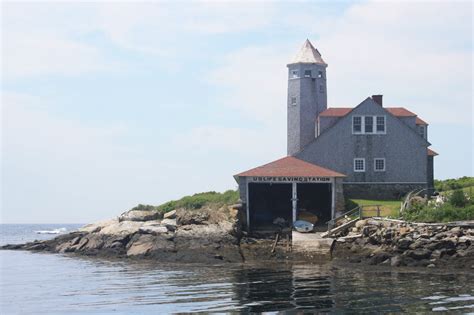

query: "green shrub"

left=435, top=176, right=474, bottom=192
left=450, top=190, right=468, bottom=208
left=345, top=199, right=359, bottom=211
left=403, top=203, right=474, bottom=223
left=131, top=204, right=156, bottom=211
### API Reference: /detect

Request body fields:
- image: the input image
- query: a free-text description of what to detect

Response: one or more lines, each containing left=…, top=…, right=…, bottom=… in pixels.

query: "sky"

left=1, top=1, right=473, bottom=224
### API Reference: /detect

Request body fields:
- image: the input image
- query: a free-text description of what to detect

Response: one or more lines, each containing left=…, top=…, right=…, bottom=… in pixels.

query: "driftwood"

left=271, top=233, right=280, bottom=253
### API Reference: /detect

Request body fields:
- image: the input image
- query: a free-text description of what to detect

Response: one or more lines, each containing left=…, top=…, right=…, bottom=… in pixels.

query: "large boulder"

left=119, top=210, right=161, bottom=222
left=163, top=210, right=176, bottom=219
left=126, top=234, right=175, bottom=257
left=79, top=218, right=118, bottom=233
left=98, top=221, right=144, bottom=236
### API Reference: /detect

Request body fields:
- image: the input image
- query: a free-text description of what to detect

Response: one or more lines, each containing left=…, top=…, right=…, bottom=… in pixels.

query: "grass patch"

left=155, top=190, right=239, bottom=214
left=349, top=199, right=401, bottom=218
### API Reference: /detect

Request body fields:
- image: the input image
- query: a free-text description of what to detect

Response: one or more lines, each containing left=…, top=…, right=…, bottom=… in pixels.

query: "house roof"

left=428, top=148, right=439, bottom=156
left=319, top=106, right=428, bottom=125
left=235, top=156, right=345, bottom=178
left=289, top=39, right=327, bottom=65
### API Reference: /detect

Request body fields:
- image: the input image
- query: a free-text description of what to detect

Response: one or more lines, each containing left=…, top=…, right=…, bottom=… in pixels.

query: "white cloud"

left=208, top=45, right=291, bottom=124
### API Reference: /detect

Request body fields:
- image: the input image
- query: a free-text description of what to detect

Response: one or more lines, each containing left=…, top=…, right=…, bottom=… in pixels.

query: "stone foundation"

left=343, top=183, right=427, bottom=200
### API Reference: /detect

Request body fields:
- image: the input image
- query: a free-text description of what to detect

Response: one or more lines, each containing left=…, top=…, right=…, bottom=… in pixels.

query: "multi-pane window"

left=290, top=97, right=297, bottom=106
left=352, top=115, right=386, bottom=134
left=304, top=70, right=311, bottom=77
left=291, top=70, right=299, bottom=78
left=354, top=158, right=365, bottom=172
left=374, top=158, right=385, bottom=171
left=352, top=116, right=362, bottom=133
left=376, top=116, right=385, bottom=133
left=365, top=116, right=374, bottom=133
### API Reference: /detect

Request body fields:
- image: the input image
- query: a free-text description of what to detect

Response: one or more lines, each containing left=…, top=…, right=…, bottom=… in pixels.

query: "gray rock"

left=427, top=263, right=436, bottom=268
left=139, top=225, right=168, bottom=235
left=176, top=209, right=211, bottom=226
left=99, top=221, right=143, bottom=236
left=119, top=210, right=161, bottom=222
left=406, top=248, right=432, bottom=260
left=390, top=255, right=402, bottom=267
left=163, top=210, right=176, bottom=219
left=398, top=237, right=413, bottom=250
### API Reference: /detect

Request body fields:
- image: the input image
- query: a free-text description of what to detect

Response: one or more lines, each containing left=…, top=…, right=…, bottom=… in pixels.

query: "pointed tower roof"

left=289, top=39, right=327, bottom=65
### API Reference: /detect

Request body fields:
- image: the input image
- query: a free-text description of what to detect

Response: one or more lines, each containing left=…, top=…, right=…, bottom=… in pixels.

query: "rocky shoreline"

left=2, top=207, right=473, bottom=269
left=331, top=218, right=474, bottom=269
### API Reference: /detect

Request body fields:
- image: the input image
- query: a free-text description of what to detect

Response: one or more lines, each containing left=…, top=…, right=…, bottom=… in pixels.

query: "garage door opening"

left=249, top=183, right=292, bottom=230
left=297, top=183, right=332, bottom=227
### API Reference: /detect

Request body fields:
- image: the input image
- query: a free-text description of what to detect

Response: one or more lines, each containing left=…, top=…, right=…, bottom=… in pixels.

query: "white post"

left=292, top=182, right=297, bottom=223
left=331, top=179, right=336, bottom=219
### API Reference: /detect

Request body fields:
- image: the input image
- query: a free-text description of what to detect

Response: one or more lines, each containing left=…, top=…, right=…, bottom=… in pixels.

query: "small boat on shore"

left=293, top=220, right=314, bottom=233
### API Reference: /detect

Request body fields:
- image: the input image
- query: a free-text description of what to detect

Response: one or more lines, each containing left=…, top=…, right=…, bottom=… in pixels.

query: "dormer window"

left=353, top=115, right=386, bottom=134
left=291, top=70, right=299, bottom=78
left=304, top=70, right=311, bottom=77
left=418, top=125, right=425, bottom=139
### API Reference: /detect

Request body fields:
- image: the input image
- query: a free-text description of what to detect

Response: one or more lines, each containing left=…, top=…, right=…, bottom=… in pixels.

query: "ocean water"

left=1, top=224, right=473, bottom=314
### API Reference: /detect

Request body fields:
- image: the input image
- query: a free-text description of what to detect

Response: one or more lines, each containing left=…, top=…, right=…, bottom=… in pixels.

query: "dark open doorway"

left=297, top=183, right=332, bottom=226
left=249, top=183, right=292, bottom=231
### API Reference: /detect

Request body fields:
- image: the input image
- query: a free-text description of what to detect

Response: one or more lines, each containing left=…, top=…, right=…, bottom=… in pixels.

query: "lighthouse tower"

left=287, top=39, right=328, bottom=156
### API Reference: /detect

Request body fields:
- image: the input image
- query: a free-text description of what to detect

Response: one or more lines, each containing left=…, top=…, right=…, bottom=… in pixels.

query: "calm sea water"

left=1, top=224, right=473, bottom=314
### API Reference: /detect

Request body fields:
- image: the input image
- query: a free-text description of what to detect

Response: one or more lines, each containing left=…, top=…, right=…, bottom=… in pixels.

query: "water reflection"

left=229, top=265, right=334, bottom=312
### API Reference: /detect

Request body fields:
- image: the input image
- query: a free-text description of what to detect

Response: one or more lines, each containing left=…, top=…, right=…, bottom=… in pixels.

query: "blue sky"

left=1, top=1, right=472, bottom=223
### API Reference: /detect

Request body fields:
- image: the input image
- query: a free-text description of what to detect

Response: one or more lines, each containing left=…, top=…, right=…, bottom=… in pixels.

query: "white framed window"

left=354, top=158, right=365, bottom=172
left=376, top=116, right=386, bottom=133
left=365, top=116, right=374, bottom=133
left=374, top=158, right=386, bottom=172
left=291, top=70, right=299, bottom=78
left=352, top=116, right=362, bottom=133
left=352, top=115, right=386, bottom=134
left=290, top=97, right=297, bottom=106
left=418, top=125, right=425, bottom=139
left=304, top=70, right=311, bottom=77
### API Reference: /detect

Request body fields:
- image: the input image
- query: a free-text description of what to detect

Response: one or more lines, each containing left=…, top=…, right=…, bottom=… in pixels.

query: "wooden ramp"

left=292, top=231, right=335, bottom=256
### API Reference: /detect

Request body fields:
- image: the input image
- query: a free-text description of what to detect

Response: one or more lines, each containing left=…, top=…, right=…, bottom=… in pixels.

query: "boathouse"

left=234, top=157, right=345, bottom=231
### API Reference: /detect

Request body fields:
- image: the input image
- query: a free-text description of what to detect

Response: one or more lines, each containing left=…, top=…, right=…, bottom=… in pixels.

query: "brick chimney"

left=372, top=95, right=383, bottom=106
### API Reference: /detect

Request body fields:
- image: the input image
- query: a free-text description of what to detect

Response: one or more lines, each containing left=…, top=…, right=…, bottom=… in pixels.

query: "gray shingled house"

left=235, top=40, right=437, bottom=231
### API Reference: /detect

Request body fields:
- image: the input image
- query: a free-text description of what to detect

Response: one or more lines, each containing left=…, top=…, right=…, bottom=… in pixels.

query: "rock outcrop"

left=332, top=218, right=474, bottom=269
left=4, top=205, right=243, bottom=263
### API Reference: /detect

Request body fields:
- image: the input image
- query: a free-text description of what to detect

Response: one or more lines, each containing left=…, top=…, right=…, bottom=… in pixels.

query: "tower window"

left=318, top=71, right=323, bottom=78
left=319, top=85, right=325, bottom=93
left=291, top=70, right=299, bottom=78
left=290, top=97, right=297, bottom=106
left=374, top=158, right=386, bottom=171
left=354, top=158, right=365, bottom=172
left=304, top=70, right=311, bottom=77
